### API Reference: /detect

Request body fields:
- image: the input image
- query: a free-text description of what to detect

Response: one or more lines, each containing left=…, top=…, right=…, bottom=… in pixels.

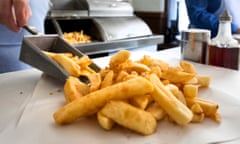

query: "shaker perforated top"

left=220, top=9, right=232, bottom=21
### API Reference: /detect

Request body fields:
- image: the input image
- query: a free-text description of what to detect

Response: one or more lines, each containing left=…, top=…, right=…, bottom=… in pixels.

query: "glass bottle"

left=207, top=10, right=240, bottom=70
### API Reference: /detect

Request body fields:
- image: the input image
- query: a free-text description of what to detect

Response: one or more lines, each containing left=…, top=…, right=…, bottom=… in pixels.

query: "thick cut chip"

left=64, top=76, right=89, bottom=103
left=175, top=91, right=187, bottom=105
left=180, top=61, right=197, bottom=74
left=101, top=70, right=114, bottom=88
left=139, top=55, right=154, bottom=67
left=43, top=51, right=73, bottom=59
left=151, top=59, right=169, bottom=72
left=149, top=74, right=193, bottom=125
left=110, top=50, right=131, bottom=68
left=210, top=112, right=221, bottom=123
left=97, top=112, right=115, bottom=130
left=196, top=75, right=211, bottom=87
left=53, top=77, right=153, bottom=125
left=87, top=73, right=101, bottom=92
left=191, top=103, right=203, bottom=114
left=122, top=62, right=150, bottom=73
left=161, top=68, right=195, bottom=84
left=186, top=97, right=218, bottom=117
left=146, top=102, right=166, bottom=121
left=183, top=84, right=199, bottom=98
left=166, top=84, right=179, bottom=96
left=74, top=55, right=93, bottom=67
left=191, top=113, right=205, bottom=123
left=100, top=100, right=157, bottom=135
left=129, top=94, right=150, bottom=110
left=115, top=70, right=129, bottom=83
left=52, top=54, right=81, bottom=77
left=149, top=65, right=162, bottom=78
left=185, top=77, right=198, bottom=84
left=190, top=103, right=205, bottom=123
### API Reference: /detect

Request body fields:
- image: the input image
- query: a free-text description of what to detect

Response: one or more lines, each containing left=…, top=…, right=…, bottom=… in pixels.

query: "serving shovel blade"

left=20, top=34, right=101, bottom=82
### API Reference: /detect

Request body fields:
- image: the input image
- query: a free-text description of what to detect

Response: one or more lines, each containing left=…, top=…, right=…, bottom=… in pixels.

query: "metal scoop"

left=20, top=25, right=101, bottom=82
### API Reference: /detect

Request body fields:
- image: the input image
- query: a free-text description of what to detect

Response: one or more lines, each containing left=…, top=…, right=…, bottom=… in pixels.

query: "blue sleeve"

left=185, top=0, right=219, bottom=37
left=231, top=23, right=238, bottom=34
left=185, top=0, right=238, bottom=37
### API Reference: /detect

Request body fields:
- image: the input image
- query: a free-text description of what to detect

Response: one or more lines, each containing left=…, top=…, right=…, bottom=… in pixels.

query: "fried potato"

left=63, top=30, right=91, bottom=44
left=129, top=94, right=150, bottom=110
left=97, top=112, right=115, bottom=130
left=161, top=68, right=195, bottom=84
left=73, top=55, right=93, bottom=67
left=166, top=84, right=187, bottom=105
left=186, top=97, right=218, bottom=117
left=115, top=70, right=129, bottom=83
left=175, top=91, right=187, bottom=105
left=190, top=103, right=205, bottom=123
left=149, top=65, right=162, bottom=78
left=110, top=50, right=130, bottom=68
left=79, top=67, right=96, bottom=76
left=53, top=77, right=153, bottom=125
left=64, top=76, right=89, bottom=103
left=87, top=73, right=101, bottom=92
left=146, top=102, right=166, bottom=121
left=180, top=61, right=197, bottom=74
left=43, top=51, right=97, bottom=78
left=166, top=84, right=179, bottom=96
left=183, top=84, right=199, bottom=98
left=196, top=75, right=211, bottom=87
left=149, top=74, right=193, bottom=125
left=184, top=77, right=198, bottom=85
left=122, top=62, right=150, bottom=73
left=100, top=100, right=157, bottom=135
left=52, top=54, right=81, bottom=77
left=190, top=103, right=203, bottom=114
left=42, top=51, right=56, bottom=58
left=150, top=59, right=169, bottom=72
left=42, top=51, right=73, bottom=59
left=210, top=112, right=221, bottom=123
left=191, top=113, right=205, bottom=123
left=138, top=55, right=154, bottom=67
left=100, top=70, right=114, bottom=88
left=52, top=49, right=220, bottom=135
left=122, top=72, right=139, bottom=81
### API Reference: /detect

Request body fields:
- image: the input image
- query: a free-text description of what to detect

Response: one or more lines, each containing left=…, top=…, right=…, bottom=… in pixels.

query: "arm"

left=185, top=0, right=239, bottom=36
left=0, top=0, right=32, bottom=32
left=185, top=0, right=221, bottom=37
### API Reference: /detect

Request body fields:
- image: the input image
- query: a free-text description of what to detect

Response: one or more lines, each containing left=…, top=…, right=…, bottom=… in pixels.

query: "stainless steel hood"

left=45, top=0, right=164, bottom=56
left=91, top=17, right=152, bottom=41
left=49, top=0, right=133, bottom=17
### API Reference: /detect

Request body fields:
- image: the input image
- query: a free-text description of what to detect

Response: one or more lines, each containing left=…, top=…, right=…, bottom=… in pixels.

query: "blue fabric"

left=0, top=0, right=49, bottom=73
left=185, top=0, right=238, bottom=38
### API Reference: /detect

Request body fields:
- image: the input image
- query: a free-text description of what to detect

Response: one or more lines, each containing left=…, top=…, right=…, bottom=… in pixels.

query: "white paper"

left=1, top=52, right=240, bottom=144
left=0, top=51, right=240, bottom=144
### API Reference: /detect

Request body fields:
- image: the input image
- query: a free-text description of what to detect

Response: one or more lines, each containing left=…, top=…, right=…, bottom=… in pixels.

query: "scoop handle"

left=23, top=25, right=40, bottom=35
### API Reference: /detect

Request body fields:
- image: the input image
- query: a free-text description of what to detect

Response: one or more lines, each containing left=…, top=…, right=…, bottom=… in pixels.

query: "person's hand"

left=0, top=0, right=32, bottom=32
